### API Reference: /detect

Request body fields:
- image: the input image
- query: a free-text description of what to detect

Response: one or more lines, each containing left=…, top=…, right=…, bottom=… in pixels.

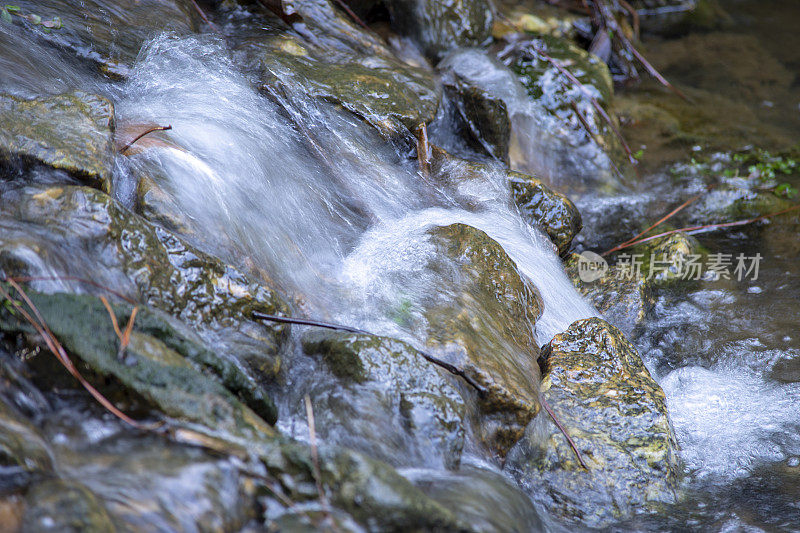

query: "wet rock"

left=301, top=331, right=466, bottom=468
left=384, top=0, right=493, bottom=61
left=492, top=0, right=580, bottom=40
left=425, top=223, right=543, bottom=455
left=630, top=231, right=703, bottom=284
left=0, top=398, right=53, bottom=492
left=239, top=31, right=439, bottom=135
left=135, top=174, right=194, bottom=234
left=505, top=317, right=681, bottom=528
left=0, top=289, right=278, bottom=434
left=21, top=479, right=116, bottom=533
left=438, top=50, right=513, bottom=162
left=0, top=184, right=289, bottom=383
left=501, top=36, right=626, bottom=193
left=56, top=435, right=258, bottom=532
left=565, top=253, right=654, bottom=336
left=406, top=467, right=545, bottom=531
left=508, top=171, right=582, bottom=255
left=5, top=0, right=199, bottom=78
left=0, top=92, right=115, bottom=192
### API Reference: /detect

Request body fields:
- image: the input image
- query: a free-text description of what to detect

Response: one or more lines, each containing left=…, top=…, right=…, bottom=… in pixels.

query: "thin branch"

left=540, top=394, right=587, bottom=469
left=251, top=311, right=489, bottom=395
left=529, top=44, right=637, bottom=165
left=119, top=125, right=173, bottom=155
left=608, top=204, right=800, bottom=252
left=304, top=395, right=333, bottom=521
left=0, top=281, right=156, bottom=429
left=188, top=0, right=218, bottom=30
left=415, top=123, right=430, bottom=177
left=332, top=0, right=370, bottom=31
left=594, top=0, right=689, bottom=102
left=602, top=193, right=702, bottom=256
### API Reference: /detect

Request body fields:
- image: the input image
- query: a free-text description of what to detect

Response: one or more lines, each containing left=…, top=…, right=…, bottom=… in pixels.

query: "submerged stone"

left=21, top=479, right=116, bottom=532
left=0, top=92, right=115, bottom=192
left=0, top=398, right=53, bottom=492
left=505, top=317, right=680, bottom=528
left=425, top=223, right=543, bottom=456
left=302, top=331, right=466, bottom=468
left=384, top=0, right=493, bottom=61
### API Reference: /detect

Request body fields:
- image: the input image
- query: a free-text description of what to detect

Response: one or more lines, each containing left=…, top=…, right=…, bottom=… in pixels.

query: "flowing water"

left=1, top=0, right=800, bottom=530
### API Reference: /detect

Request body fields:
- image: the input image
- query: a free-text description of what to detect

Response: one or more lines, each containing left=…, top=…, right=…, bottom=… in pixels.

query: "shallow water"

left=1, top=0, right=799, bottom=529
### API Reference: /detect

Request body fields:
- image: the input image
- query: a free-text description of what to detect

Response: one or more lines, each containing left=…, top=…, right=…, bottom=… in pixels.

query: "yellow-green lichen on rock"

left=0, top=92, right=115, bottom=192
left=504, top=317, right=680, bottom=528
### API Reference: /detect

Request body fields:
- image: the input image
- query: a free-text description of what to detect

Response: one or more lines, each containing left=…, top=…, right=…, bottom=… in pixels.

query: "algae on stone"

left=505, top=318, right=680, bottom=528
left=0, top=92, right=115, bottom=192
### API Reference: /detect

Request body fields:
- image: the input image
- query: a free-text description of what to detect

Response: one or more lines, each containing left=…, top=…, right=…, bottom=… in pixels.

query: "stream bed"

left=1, top=0, right=799, bottom=531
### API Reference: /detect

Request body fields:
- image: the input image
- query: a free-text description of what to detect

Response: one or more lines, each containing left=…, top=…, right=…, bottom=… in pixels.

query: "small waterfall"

left=116, top=35, right=595, bottom=345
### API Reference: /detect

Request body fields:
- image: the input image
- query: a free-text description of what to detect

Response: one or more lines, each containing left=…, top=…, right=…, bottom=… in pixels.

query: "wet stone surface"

left=505, top=317, right=681, bottom=528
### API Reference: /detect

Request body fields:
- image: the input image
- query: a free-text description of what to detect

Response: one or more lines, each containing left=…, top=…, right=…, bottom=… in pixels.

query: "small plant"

left=1, top=4, right=62, bottom=31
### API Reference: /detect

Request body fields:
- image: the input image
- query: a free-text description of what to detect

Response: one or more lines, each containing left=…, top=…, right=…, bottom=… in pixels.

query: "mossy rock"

left=508, top=171, right=582, bottom=255
left=505, top=35, right=626, bottom=192
left=3, top=0, right=199, bottom=78
left=425, top=223, right=542, bottom=456
left=239, top=32, right=440, bottom=136
left=0, top=184, right=289, bottom=382
left=302, top=331, right=466, bottom=468
left=505, top=318, right=681, bottom=528
left=384, top=0, right=493, bottom=61
left=628, top=231, right=704, bottom=284
left=0, top=92, right=114, bottom=192
left=0, top=289, right=278, bottom=435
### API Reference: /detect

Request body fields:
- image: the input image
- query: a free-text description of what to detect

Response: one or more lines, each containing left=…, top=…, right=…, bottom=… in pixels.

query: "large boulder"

left=0, top=185, right=289, bottom=383
left=504, top=318, right=681, bottom=527
left=301, top=331, right=466, bottom=469
left=424, top=223, right=543, bottom=455
left=0, top=92, right=115, bottom=192
left=384, top=0, right=493, bottom=61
